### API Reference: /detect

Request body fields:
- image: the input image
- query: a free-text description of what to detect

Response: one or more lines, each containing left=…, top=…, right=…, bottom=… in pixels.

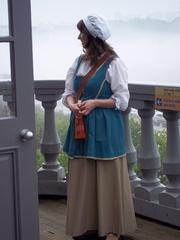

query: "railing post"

left=35, top=80, right=66, bottom=196
left=0, top=81, right=15, bottom=116
left=3, top=93, right=15, bottom=116
left=159, top=111, right=180, bottom=208
left=128, top=84, right=180, bottom=226
left=122, top=107, right=140, bottom=192
left=134, top=108, right=165, bottom=201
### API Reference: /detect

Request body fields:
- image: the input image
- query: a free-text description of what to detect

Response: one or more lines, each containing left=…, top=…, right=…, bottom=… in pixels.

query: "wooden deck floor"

left=39, top=197, right=180, bottom=240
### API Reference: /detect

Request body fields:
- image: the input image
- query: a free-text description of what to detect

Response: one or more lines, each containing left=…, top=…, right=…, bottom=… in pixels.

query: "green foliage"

left=35, top=105, right=44, bottom=148
left=129, top=117, right=141, bottom=150
left=129, top=117, right=167, bottom=162
left=35, top=105, right=70, bottom=147
left=57, top=151, right=69, bottom=173
left=155, top=129, right=167, bottom=162
left=36, top=149, right=44, bottom=169
left=154, top=129, right=167, bottom=183
left=35, top=106, right=167, bottom=181
left=36, top=149, right=69, bottom=174
left=35, top=104, right=69, bottom=174
left=129, top=116, right=167, bottom=182
left=55, top=110, right=70, bottom=145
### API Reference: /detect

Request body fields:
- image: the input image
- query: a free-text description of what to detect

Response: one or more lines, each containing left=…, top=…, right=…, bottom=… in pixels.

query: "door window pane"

left=0, top=43, right=15, bottom=118
left=0, top=0, right=9, bottom=36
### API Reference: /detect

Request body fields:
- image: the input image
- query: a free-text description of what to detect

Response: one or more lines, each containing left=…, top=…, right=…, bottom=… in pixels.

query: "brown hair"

left=77, top=20, right=118, bottom=65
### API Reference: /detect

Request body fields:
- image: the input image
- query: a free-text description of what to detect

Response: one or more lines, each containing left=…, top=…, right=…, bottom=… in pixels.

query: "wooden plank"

left=39, top=198, right=180, bottom=240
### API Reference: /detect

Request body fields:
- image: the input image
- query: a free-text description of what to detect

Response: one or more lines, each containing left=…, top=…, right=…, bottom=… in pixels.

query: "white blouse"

left=62, top=57, right=130, bottom=111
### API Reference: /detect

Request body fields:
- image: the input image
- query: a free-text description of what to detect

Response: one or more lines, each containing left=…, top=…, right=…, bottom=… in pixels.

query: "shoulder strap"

left=76, top=54, right=109, bottom=100
left=95, top=57, right=114, bottom=99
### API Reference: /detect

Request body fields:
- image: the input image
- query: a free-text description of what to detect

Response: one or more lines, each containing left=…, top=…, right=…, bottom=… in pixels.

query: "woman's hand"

left=79, top=100, right=96, bottom=115
left=66, top=96, right=83, bottom=117
left=69, top=102, right=82, bottom=116
left=68, top=97, right=115, bottom=116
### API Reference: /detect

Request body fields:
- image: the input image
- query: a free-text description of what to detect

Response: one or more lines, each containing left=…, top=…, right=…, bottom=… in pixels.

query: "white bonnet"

left=83, top=14, right=111, bottom=41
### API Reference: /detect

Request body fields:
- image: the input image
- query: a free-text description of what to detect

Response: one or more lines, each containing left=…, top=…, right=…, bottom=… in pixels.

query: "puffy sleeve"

left=106, top=57, right=130, bottom=111
left=62, top=57, right=79, bottom=107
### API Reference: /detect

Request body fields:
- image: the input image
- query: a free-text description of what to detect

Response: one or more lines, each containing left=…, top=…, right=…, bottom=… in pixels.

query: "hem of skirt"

left=66, top=227, right=137, bottom=238
left=68, top=153, right=126, bottom=160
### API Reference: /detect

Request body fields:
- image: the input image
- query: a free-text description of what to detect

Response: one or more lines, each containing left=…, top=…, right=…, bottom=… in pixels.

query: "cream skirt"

left=66, top=157, right=136, bottom=237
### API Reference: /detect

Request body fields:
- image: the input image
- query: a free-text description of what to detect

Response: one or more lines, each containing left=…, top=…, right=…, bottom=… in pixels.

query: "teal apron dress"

left=63, top=57, right=126, bottom=160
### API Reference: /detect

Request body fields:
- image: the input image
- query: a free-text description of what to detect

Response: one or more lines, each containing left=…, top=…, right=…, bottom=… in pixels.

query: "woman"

left=62, top=14, right=136, bottom=240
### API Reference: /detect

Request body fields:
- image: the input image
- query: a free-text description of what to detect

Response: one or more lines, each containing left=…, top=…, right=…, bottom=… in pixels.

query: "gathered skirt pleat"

left=66, top=157, right=136, bottom=237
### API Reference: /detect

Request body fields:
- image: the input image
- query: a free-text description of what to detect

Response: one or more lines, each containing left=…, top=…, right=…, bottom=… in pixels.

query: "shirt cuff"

left=111, top=95, right=128, bottom=111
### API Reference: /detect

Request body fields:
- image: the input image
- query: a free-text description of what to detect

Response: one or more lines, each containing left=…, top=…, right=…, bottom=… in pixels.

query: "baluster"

left=1, top=81, right=15, bottom=116
left=122, top=107, right=140, bottom=192
left=159, top=111, right=180, bottom=208
left=35, top=81, right=66, bottom=196
left=134, top=109, right=165, bottom=201
left=3, top=95, right=15, bottom=116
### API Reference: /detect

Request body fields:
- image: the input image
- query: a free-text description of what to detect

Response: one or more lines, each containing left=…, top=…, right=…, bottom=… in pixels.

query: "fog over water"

left=1, top=0, right=180, bottom=86
left=0, top=19, right=180, bottom=87
left=31, top=20, right=180, bottom=86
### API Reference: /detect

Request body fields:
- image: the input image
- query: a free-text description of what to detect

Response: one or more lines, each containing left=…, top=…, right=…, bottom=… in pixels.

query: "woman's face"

left=78, top=31, right=89, bottom=49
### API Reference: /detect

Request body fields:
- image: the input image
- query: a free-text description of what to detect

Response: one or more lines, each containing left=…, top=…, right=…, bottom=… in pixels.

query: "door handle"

left=20, top=129, right=34, bottom=142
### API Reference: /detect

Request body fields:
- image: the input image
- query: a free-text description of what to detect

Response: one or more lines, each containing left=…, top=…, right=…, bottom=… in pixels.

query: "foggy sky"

left=30, top=0, right=180, bottom=25
left=1, top=0, right=180, bottom=26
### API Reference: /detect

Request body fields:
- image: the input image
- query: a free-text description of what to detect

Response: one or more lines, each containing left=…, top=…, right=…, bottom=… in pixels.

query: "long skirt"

left=66, top=156, right=136, bottom=237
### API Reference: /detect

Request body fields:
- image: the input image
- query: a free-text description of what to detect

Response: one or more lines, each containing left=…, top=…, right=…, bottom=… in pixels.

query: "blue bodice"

left=63, top=58, right=126, bottom=160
